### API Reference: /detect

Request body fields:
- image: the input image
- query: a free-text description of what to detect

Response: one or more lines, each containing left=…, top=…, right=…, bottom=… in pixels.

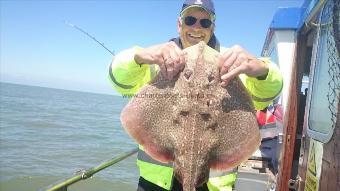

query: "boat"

left=41, top=0, right=339, bottom=190
left=236, top=0, right=339, bottom=190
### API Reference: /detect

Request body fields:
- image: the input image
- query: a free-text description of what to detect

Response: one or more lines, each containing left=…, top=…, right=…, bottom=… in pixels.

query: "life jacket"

left=256, top=104, right=283, bottom=140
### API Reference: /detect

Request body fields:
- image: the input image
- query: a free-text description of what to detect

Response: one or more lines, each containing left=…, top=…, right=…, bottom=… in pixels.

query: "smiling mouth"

left=187, top=33, right=204, bottom=40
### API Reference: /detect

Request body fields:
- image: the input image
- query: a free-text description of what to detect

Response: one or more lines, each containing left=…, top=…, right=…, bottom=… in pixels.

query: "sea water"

left=0, top=82, right=139, bottom=191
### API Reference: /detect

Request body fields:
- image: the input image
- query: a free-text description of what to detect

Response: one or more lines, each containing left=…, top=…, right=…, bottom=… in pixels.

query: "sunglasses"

left=183, top=16, right=213, bottom=29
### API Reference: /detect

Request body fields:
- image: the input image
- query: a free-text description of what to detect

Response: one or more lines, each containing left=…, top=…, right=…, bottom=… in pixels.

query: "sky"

left=0, top=0, right=303, bottom=95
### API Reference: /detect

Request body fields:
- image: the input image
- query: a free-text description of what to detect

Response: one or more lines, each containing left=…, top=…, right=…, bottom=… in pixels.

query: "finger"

left=165, top=58, right=174, bottom=80
left=220, top=65, right=244, bottom=87
left=180, top=51, right=187, bottom=71
left=158, top=62, right=167, bottom=80
left=232, top=45, right=253, bottom=59
left=232, top=53, right=247, bottom=70
left=169, top=46, right=180, bottom=63
left=161, top=49, right=171, bottom=80
left=220, top=51, right=237, bottom=76
left=168, top=48, right=180, bottom=76
left=171, top=44, right=186, bottom=72
left=219, top=49, right=232, bottom=75
left=163, top=47, right=174, bottom=80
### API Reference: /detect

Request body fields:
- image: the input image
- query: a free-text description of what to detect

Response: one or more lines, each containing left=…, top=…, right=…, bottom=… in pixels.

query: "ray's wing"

left=209, top=79, right=261, bottom=171
left=120, top=84, right=177, bottom=163
left=209, top=111, right=260, bottom=171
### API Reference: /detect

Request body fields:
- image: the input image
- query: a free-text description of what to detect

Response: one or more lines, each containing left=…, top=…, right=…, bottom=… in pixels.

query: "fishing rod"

left=41, top=148, right=138, bottom=191
left=64, top=20, right=115, bottom=56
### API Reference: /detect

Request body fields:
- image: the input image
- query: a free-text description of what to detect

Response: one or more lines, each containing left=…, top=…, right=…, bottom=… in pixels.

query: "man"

left=109, top=0, right=283, bottom=190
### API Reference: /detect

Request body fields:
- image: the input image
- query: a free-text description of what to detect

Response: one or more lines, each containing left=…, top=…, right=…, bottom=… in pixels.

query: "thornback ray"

left=120, top=41, right=261, bottom=191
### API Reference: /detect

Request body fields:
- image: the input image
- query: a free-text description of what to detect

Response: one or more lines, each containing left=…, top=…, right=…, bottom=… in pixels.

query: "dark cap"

left=181, top=0, right=215, bottom=17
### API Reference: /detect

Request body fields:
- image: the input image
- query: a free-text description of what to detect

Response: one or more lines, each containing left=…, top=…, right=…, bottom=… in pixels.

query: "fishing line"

left=64, top=20, right=115, bottom=56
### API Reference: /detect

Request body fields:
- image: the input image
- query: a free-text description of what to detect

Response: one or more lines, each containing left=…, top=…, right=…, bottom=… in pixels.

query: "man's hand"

left=219, top=45, right=269, bottom=86
left=134, top=42, right=186, bottom=80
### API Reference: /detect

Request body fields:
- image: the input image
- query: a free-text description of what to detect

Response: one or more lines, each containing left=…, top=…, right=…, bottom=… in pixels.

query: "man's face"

left=178, top=8, right=214, bottom=49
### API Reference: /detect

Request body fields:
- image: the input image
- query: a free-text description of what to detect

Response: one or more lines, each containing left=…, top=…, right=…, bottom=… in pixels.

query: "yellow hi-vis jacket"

left=108, top=46, right=283, bottom=191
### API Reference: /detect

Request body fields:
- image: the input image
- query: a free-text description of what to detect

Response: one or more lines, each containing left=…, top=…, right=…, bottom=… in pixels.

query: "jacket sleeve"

left=108, top=47, right=159, bottom=95
left=239, top=57, right=283, bottom=110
